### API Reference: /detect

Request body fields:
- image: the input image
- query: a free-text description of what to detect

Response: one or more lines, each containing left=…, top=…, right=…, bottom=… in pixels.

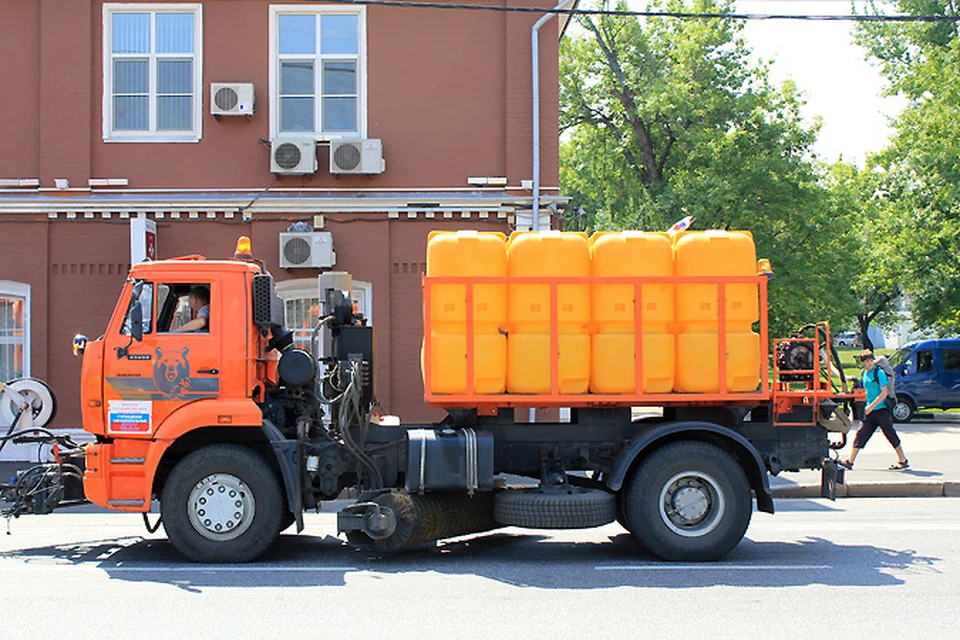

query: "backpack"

left=870, top=356, right=897, bottom=411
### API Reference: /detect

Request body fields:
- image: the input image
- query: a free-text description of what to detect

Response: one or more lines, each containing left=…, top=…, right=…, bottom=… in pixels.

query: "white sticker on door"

left=107, top=400, right=153, bottom=434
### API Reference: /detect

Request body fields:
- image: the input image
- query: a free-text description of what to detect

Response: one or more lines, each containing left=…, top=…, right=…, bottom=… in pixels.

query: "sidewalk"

left=769, top=416, right=960, bottom=499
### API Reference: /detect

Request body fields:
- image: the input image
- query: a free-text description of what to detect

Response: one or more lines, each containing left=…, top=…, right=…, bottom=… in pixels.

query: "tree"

left=855, top=1, right=960, bottom=334
left=559, top=0, right=861, bottom=337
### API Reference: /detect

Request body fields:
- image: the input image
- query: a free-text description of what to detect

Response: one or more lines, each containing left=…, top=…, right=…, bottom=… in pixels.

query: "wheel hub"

left=659, top=471, right=725, bottom=537
left=187, top=473, right=255, bottom=541
left=892, top=401, right=910, bottom=422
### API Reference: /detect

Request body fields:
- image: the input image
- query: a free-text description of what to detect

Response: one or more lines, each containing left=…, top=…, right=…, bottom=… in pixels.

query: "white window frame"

left=102, top=3, right=203, bottom=143
left=0, top=281, right=30, bottom=379
left=268, top=5, right=367, bottom=140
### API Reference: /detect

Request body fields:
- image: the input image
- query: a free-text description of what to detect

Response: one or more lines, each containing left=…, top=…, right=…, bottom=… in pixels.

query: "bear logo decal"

left=154, top=346, right=192, bottom=399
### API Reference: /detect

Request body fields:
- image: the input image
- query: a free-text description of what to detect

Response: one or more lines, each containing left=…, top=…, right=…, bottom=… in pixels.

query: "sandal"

left=839, top=460, right=854, bottom=470
left=889, top=460, right=910, bottom=470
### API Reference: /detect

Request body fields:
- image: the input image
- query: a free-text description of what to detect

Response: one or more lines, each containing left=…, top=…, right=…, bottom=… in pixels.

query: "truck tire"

left=624, top=441, right=751, bottom=561
left=891, top=395, right=915, bottom=423
left=493, top=486, right=616, bottom=529
left=161, top=444, right=284, bottom=563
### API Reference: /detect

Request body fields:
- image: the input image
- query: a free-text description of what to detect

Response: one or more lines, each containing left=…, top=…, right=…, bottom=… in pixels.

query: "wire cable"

left=312, top=0, right=960, bottom=22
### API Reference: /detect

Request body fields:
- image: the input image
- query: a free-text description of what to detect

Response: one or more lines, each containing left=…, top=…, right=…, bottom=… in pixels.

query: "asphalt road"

left=1, top=498, right=958, bottom=639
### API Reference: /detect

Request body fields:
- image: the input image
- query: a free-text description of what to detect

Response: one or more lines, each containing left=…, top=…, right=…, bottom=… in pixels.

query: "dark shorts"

left=853, top=407, right=901, bottom=449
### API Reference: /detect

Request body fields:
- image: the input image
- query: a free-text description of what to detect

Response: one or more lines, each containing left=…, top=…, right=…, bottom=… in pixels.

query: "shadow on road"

left=1, top=528, right=939, bottom=592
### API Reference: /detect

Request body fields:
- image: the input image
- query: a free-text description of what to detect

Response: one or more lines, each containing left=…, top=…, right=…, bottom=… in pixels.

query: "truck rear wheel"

left=624, top=441, right=751, bottom=561
left=161, top=445, right=284, bottom=563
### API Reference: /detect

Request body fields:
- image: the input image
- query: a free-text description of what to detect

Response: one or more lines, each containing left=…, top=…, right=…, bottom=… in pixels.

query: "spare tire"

left=494, top=486, right=616, bottom=529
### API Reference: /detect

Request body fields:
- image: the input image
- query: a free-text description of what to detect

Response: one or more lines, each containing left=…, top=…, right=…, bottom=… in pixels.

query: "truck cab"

left=81, top=256, right=276, bottom=514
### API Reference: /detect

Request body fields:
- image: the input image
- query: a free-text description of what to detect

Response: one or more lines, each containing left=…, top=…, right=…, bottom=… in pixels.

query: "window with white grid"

left=270, top=6, right=365, bottom=138
left=0, top=282, right=29, bottom=381
left=103, top=4, right=203, bottom=142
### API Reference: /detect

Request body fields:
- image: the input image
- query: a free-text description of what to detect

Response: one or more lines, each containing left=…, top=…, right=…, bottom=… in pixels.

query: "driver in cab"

left=173, top=286, right=209, bottom=333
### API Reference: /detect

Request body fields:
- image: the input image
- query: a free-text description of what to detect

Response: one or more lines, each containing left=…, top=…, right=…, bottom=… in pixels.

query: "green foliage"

left=559, top=0, right=861, bottom=337
left=856, top=1, right=960, bottom=334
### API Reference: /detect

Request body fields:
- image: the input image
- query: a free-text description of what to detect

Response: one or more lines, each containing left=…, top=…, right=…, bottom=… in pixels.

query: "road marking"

left=0, top=564, right=357, bottom=573
left=595, top=564, right=832, bottom=571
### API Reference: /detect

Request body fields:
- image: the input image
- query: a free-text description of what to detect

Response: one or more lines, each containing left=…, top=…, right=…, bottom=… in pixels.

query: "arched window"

left=0, top=281, right=30, bottom=380
left=275, top=278, right=372, bottom=354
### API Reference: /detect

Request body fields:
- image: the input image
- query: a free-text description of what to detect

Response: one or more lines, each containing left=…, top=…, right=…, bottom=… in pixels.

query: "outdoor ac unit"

left=279, top=232, right=336, bottom=269
left=330, top=139, right=385, bottom=174
left=271, top=139, right=317, bottom=175
left=210, top=83, right=255, bottom=116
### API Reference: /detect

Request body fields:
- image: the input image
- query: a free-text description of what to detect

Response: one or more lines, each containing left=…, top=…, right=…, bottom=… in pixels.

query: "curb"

left=772, top=482, right=957, bottom=499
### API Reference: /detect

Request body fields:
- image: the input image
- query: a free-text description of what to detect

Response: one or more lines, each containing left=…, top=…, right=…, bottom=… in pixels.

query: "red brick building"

left=0, top=0, right=565, bottom=434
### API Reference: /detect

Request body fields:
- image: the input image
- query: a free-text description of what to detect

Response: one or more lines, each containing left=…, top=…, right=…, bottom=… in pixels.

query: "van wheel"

left=624, top=441, right=752, bottom=561
left=891, top=396, right=915, bottom=423
left=161, top=445, right=284, bottom=563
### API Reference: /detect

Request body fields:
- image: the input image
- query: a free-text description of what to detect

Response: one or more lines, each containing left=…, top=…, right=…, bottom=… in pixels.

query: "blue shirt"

left=863, top=366, right=887, bottom=406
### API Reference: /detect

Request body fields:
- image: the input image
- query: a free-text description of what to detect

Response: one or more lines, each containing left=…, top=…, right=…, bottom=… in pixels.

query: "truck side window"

left=917, top=350, right=934, bottom=373
left=157, top=282, right=211, bottom=333
left=943, top=350, right=960, bottom=371
left=120, top=282, right=153, bottom=335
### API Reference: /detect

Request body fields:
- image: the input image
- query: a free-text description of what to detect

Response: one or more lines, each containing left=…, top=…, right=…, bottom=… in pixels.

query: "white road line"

left=0, top=564, right=357, bottom=572
left=595, top=564, right=832, bottom=571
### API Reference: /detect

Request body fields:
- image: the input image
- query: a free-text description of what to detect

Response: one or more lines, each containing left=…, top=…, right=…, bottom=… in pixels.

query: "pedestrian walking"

left=841, top=349, right=909, bottom=470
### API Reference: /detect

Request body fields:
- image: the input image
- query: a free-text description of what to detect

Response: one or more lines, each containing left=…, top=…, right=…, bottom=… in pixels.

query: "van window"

left=917, top=350, right=934, bottom=373
left=889, top=347, right=909, bottom=368
left=943, top=350, right=960, bottom=371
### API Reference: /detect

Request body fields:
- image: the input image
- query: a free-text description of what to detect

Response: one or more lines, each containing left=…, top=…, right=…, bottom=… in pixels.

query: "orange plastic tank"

left=506, top=231, right=590, bottom=394
left=423, top=230, right=507, bottom=394
left=674, top=230, right=760, bottom=392
left=589, top=231, right=674, bottom=393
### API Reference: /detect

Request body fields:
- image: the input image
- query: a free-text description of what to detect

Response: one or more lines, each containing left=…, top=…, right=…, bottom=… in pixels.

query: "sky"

left=736, top=0, right=906, bottom=165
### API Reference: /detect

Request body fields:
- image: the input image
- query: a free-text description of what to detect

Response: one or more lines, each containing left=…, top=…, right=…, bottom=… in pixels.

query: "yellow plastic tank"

left=589, top=231, right=674, bottom=393
left=674, top=230, right=760, bottom=392
left=423, top=230, right=507, bottom=395
left=506, top=231, right=590, bottom=394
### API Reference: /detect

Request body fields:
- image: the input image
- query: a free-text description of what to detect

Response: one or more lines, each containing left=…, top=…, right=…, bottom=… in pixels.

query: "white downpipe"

left=531, top=0, right=574, bottom=233
left=530, top=1, right=573, bottom=424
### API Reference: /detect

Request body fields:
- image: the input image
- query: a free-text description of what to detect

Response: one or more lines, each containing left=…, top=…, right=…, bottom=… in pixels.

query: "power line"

left=316, top=0, right=960, bottom=22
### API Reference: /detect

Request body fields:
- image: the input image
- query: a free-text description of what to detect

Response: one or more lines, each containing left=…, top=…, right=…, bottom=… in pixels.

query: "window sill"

left=103, top=136, right=202, bottom=144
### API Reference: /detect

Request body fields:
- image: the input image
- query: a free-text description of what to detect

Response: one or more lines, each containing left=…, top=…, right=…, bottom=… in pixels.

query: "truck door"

left=102, top=281, right=221, bottom=436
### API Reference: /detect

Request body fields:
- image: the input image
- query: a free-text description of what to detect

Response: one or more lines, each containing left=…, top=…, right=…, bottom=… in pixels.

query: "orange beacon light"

left=234, top=236, right=254, bottom=260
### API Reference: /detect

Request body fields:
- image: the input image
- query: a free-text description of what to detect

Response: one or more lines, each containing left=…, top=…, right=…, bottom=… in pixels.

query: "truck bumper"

left=83, top=442, right=152, bottom=512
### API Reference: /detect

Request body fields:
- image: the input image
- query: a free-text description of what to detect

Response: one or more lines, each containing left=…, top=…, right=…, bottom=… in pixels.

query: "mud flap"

left=820, top=458, right=845, bottom=500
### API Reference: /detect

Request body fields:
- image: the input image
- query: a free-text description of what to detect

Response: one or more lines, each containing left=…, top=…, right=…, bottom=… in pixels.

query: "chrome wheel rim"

left=658, top=471, right=725, bottom=537
left=892, top=401, right=911, bottom=422
left=187, top=473, right=255, bottom=541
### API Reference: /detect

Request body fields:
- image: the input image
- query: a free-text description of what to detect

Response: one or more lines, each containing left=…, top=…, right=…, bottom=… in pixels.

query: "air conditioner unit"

left=210, top=83, right=255, bottom=116
left=279, top=232, right=336, bottom=269
left=271, top=139, right=317, bottom=175
left=330, top=139, right=385, bottom=174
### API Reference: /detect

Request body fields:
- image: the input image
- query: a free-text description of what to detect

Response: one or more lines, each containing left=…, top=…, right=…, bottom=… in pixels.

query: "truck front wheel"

left=624, top=441, right=752, bottom=561
left=161, top=445, right=284, bottom=563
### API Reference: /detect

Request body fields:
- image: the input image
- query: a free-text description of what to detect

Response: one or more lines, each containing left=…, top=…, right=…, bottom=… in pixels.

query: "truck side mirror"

left=131, top=303, right=143, bottom=342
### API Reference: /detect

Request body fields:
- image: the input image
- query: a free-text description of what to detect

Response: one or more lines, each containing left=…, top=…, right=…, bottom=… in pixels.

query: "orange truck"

left=1, top=232, right=865, bottom=563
